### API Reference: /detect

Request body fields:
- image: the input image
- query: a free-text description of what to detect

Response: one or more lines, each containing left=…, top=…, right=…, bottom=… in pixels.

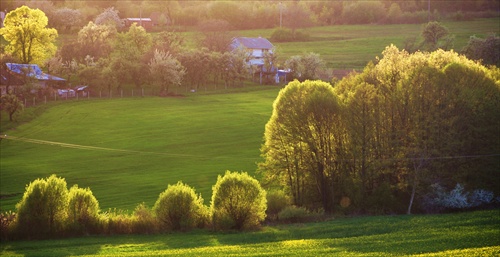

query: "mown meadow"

left=1, top=210, right=499, bottom=256
left=0, top=87, right=281, bottom=212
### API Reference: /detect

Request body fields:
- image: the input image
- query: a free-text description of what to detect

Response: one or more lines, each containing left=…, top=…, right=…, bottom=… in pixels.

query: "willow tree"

left=260, top=80, right=345, bottom=213
left=0, top=6, right=58, bottom=65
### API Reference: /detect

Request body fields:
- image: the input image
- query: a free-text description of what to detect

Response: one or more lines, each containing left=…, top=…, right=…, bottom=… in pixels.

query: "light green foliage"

left=109, top=23, right=152, bottom=88
left=153, top=182, right=208, bottom=231
left=15, top=174, right=69, bottom=238
left=210, top=171, right=267, bottom=230
left=260, top=80, right=342, bottom=213
left=284, top=53, right=324, bottom=81
left=67, top=185, right=100, bottom=234
left=0, top=6, right=57, bottom=65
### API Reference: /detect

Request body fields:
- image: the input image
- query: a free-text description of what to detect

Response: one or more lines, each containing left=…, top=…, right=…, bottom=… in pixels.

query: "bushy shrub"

left=277, top=206, right=310, bottom=223
left=210, top=171, right=267, bottom=230
left=67, top=185, right=100, bottom=235
left=132, top=203, right=159, bottom=234
left=266, top=190, right=290, bottom=220
left=102, top=209, right=134, bottom=235
left=15, top=174, right=69, bottom=238
left=153, top=181, right=208, bottom=231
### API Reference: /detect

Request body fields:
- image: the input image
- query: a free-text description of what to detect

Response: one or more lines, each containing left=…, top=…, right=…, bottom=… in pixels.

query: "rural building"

left=2, top=63, right=66, bottom=94
left=231, top=37, right=274, bottom=66
left=125, top=18, right=153, bottom=31
left=231, top=37, right=279, bottom=84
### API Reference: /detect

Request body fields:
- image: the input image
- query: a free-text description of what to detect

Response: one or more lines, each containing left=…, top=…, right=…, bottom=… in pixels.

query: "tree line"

left=260, top=45, right=500, bottom=215
left=2, top=0, right=499, bottom=32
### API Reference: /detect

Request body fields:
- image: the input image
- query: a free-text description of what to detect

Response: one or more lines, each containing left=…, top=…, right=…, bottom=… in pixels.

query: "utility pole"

left=279, top=2, right=283, bottom=28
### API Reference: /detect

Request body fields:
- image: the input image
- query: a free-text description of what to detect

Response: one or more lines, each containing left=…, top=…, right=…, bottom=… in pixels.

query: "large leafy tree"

left=0, top=6, right=58, bottom=65
left=260, top=80, right=344, bottom=213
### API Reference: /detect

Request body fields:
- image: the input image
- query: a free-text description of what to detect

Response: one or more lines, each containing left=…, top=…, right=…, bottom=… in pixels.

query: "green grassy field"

left=1, top=210, right=498, bottom=256
left=236, top=18, right=500, bottom=69
left=0, top=86, right=281, bottom=212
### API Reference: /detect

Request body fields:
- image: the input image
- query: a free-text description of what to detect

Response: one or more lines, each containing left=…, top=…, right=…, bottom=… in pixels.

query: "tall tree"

left=260, top=80, right=344, bottom=213
left=0, top=6, right=58, bottom=65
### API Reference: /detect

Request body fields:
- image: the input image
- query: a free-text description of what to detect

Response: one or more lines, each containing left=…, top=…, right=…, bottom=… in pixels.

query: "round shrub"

left=15, top=174, right=69, bottom=238
left=67, top=185, right=100, bottom=234
left=153, top=181, right=208, bottom=231
left=210, top=171, right=267, bottom=230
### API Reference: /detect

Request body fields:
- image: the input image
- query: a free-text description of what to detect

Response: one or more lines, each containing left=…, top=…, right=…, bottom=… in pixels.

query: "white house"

left=231, top=37, right=274, bottom=66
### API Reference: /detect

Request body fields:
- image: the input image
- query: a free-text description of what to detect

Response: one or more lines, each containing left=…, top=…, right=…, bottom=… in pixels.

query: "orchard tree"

left=94, top=7, right=124, bottom=29
left=52, top=7, right=83, bottom=33
left=77, top=21, right=117, bottom=61
left=149, top=49, right=185, bottom=94
left=0, top=6, right=58, bottom=65
left=0, top=91, right=24, bottom=121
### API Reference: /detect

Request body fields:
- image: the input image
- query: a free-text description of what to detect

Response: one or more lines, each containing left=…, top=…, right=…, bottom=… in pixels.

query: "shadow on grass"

left=1, top=210, right=498, bottom=256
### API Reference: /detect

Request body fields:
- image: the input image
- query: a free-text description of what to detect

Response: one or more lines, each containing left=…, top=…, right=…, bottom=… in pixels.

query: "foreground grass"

left=1, top=210, right=499, bottom=256
left=0, top=87, right=281, bottom=212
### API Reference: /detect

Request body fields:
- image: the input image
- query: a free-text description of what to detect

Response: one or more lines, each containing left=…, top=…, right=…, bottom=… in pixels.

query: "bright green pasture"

left=242, top=18, right=500, bottom=69
left=0, top=87, right=281, bottom=212
left=1, top=210, right=498, bottom=256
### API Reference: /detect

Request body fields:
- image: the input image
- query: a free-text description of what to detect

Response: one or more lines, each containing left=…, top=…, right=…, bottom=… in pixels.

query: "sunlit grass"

left=1, top=210, right=498, bottom=256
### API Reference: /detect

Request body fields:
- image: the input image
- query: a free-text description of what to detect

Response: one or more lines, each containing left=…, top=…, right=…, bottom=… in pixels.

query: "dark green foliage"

left=15, top=175, right=69, bottom=238
left=277, top=206, right=310, bottom=223
left=270, top=28, right=309, bottom=43
left=461, top=34, right=500, bottom=66
left=210, top=171, right=267, bottom=230
left=153, top=182, right=208, bottom=231
left=265, top=190, right=290, bottom=220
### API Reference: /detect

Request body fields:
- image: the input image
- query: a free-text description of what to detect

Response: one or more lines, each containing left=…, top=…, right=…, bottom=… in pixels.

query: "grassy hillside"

left=0, top=87, right=281, bottom=212
left=1, top=210, right=498, bottom=256
left=234, top=18, right=500, bottom=69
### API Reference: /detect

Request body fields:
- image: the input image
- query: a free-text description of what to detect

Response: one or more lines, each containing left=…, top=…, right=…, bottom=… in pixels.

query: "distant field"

left=0, top=87, right=281, bottom=212
left=1, top=210, right=498, bottom=256
left=229, top=18, right=500, bottom=70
